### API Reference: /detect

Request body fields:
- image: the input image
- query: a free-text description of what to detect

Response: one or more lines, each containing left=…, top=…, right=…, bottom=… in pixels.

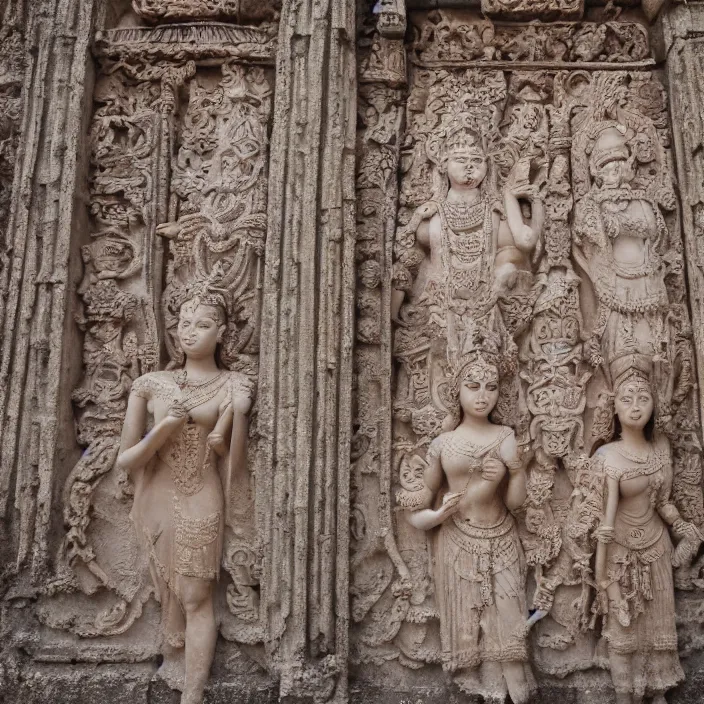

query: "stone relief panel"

left=34, top=21, right=273, bottom=703
left=351, top=7, right=704, bottom=703
left=409, top=12, right=651, bottom=66
left=482, top=0, right=584, bottom=21
left=132, top=0, right=281, bottom=24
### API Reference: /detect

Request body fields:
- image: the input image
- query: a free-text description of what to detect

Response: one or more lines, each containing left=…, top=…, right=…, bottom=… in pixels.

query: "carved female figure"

left=594, top=355, right=700, bottom=704
left=573, top=124, right=673, bottom=374
left=401, top=353, right=533, bottom=703
left=117, top=287, right=253, bottom=704
left=392, top=122, right=543, bottom=434
left=395, top=123, right=543, bottom=327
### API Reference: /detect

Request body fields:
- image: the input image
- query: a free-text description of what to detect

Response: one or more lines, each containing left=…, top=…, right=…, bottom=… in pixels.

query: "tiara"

left=610, top=351, right=652, bottom=391
left=181, top=274, right=228, bottom=312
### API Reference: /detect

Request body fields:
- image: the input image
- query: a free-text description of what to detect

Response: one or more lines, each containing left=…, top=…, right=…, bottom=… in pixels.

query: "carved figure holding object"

left=593, top=355, right=699, bottom=704
left=400, top=350, right=535, bottom=704
left=117, top=284, right=253, bottom=704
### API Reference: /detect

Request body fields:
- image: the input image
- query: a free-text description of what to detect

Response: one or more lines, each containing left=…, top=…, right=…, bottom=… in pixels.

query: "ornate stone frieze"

left=410, top=12, right=652, bottom=67
left=482, top=0, right=584, bottom=21
left=94, top=23, right=277, bottom=64
left=5, top=1, right=704, bottom=703
left=132, top=0, right=281, bottom=24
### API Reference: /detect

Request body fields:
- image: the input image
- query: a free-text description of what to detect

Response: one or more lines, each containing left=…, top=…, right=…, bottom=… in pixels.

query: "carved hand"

left=155, top=221, right=182, bottom=239
left=673, top=519, right=704, bottom=542
left=437, top=493, right=461, bottom=520
left=163, top=400, right=189, bottom=430
left=594, top=525, right=615, bottom=545
left=481, top=457, right=506, bottom=482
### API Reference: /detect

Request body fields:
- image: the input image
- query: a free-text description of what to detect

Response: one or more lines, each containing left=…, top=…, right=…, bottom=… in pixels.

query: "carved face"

left=615, top=378, right=654, bottom=431
left=177, top=302, right=225, bottom=360
left=597, top=158, right=626, bottom=189
left=540, top=420, right=574, bottom=458
left=446, top=148, right=487, bottom=189
left=459, top=361, right=499, bottom=419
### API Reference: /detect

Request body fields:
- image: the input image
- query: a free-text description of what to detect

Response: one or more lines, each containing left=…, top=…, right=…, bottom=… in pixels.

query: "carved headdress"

left=588, top=123, right=631, bottom=175
left=178, top=269, right=229, bottom=323
left=610, top=350, right=653, bottom=393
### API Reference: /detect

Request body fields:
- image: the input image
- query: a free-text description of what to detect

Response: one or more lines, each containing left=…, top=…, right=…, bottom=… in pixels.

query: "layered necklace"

left=443, top=197, right=485, bottom=232
left=173, top=370, right=227, bottom=412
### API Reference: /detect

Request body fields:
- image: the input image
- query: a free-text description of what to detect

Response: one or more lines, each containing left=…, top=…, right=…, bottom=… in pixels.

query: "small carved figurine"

left=400, top=350, right=534, bottom=703
left=594, top=354, right=701, bottom=704
left=117, top=285, right=253, bottom=704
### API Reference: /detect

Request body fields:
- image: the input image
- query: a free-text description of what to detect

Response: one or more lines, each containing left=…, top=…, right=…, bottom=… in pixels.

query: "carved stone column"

left=257, top=1, right=356, bottom=700
left=663, top=1, right=704, bottom=434
left=0, top=0, right=101, bottom=581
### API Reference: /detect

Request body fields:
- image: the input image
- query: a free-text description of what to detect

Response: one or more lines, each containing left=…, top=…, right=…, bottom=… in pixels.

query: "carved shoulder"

left=129, top=371, right=175, bottom=401
left=498, top=427, right=521, bottom=469
left=426, top=432, right=447, bottom=462
left=396, top=200, right=439, bottom=251
left=228, top=370, right=256, bottom=400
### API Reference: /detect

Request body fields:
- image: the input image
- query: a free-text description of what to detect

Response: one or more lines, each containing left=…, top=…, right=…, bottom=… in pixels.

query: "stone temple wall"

left=3, top=1, right=704, bottom=703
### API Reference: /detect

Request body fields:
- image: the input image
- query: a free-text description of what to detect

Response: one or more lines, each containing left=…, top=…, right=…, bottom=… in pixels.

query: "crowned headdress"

left=610, top=348, right=653, bottom=392
left=589, top=123, right=631, bottom=174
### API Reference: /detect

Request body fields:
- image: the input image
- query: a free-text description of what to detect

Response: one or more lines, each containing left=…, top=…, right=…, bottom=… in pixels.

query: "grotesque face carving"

left=614, top=378, right=654, bottom=431
left=178, top=300, right=226, bottom=360
left=446, top=147, right=487, bottom=189
left=459, top=360, right=499, bottom=419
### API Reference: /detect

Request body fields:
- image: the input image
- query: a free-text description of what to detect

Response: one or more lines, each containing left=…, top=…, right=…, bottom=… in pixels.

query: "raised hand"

left=481, top=457, right=506, bottom=482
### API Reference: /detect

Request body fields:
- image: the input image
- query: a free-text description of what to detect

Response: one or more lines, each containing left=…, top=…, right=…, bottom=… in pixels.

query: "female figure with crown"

left=395, top=117, right=543, bottom=328
left=398, top=341, right=534, bottom=703
left=573, top=122, right=676, bottom=380
left=392, top=117, right=543, bottom=433
left=116, top=281, right=253, bottom=704
left=593, top=353, right=700, bottom=704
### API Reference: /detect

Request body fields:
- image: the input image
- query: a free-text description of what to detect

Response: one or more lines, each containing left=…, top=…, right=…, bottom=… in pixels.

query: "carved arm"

left=116, top=394, right=186, bottom=474
left=501, top=431, right=528, bottom=511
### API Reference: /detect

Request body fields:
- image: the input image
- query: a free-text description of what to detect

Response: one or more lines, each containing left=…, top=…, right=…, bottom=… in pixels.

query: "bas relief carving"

left=5, top=2, right=704, bottom=703
left=41, top=22, right=272, bottom=703
left=132, top=0, right=281, bottom=24
left=352, top=8, right=704, bottom=704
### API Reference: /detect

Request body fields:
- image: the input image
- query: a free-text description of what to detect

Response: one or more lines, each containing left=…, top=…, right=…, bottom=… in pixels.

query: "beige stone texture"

left=2, top=2, right=704, bottom=704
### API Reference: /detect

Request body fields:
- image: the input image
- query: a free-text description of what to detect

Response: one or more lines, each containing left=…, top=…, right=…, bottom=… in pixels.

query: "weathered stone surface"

left=2, top=2, right=704, bottom=704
